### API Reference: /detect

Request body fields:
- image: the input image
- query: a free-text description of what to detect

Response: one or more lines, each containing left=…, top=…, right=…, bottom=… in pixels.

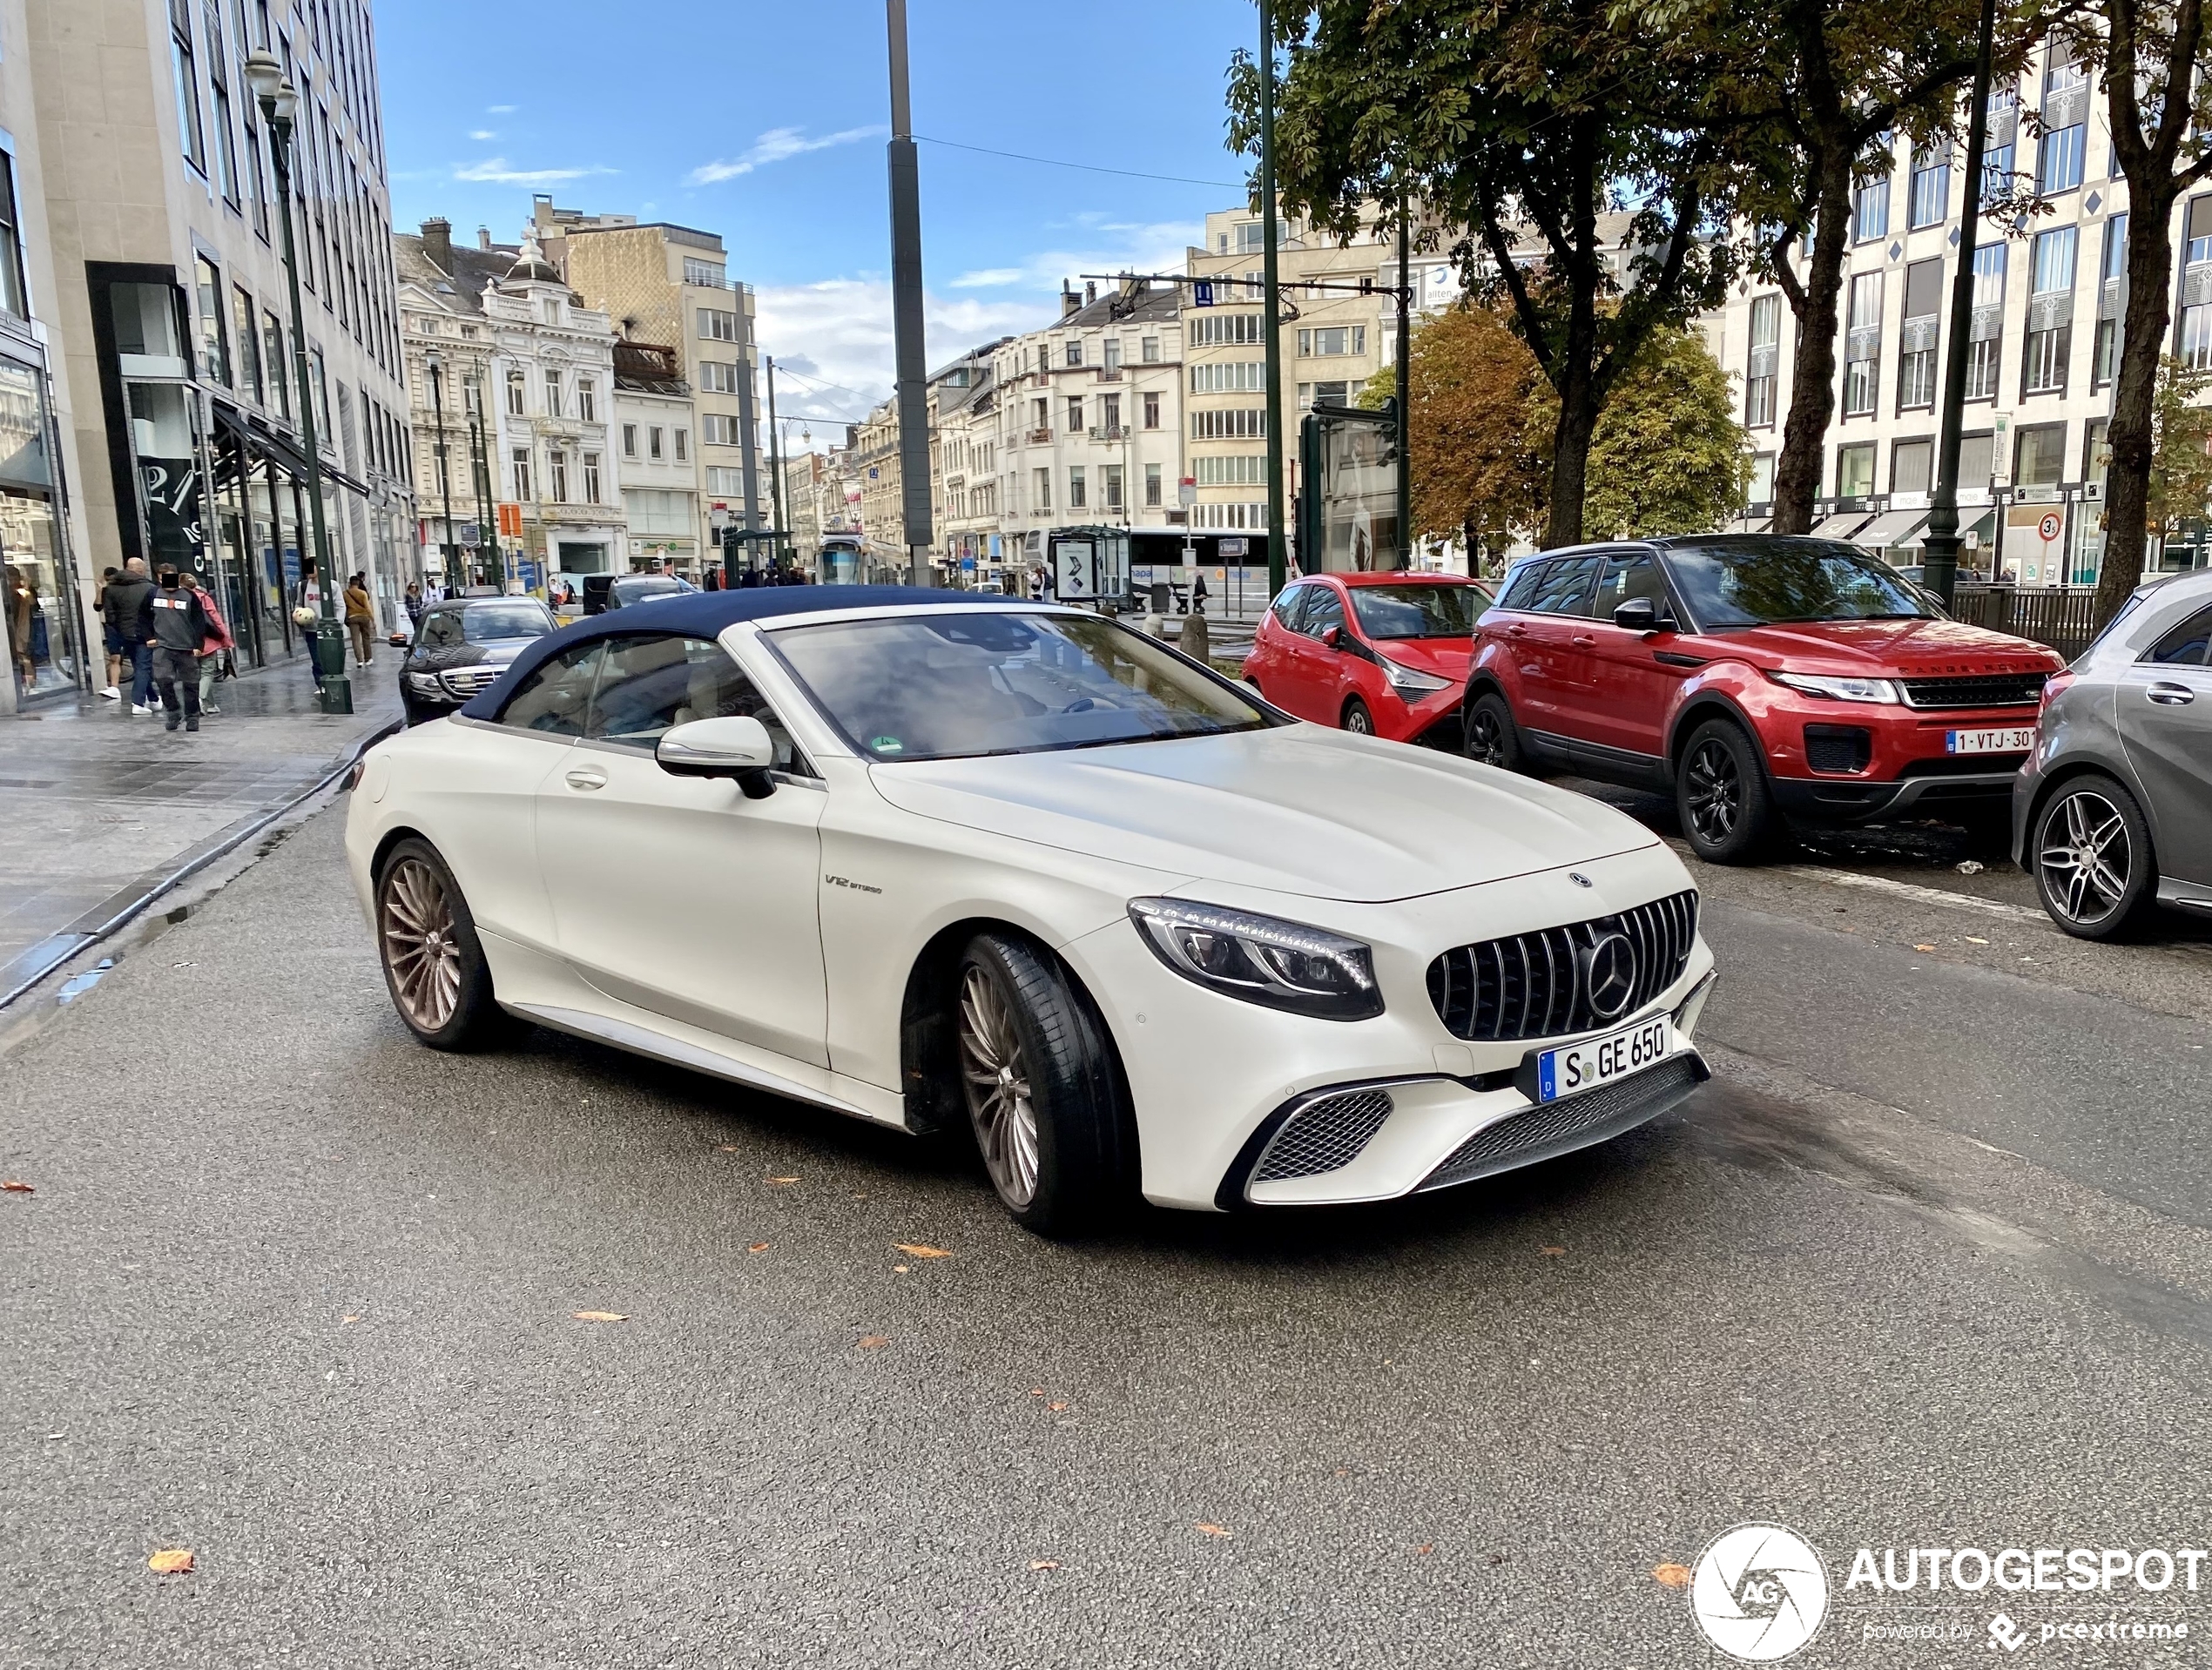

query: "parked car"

left=398, top=596, right=557, bottom=726
left=1460, top=535, right=2068, bottom=862
left=2013, top=569, right=2212, bottom=939
left=582, top=572, right=698, bottom=615
left=1243, top=573, right=1495, bottom=744
left=347, top=588, right=1716, bottom=1235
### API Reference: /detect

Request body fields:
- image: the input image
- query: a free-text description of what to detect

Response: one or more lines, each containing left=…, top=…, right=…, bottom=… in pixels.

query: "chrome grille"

left=1425, top=891, right=1698, bottom=1043
left=1252, top=1088, right=1394, bottom=1183
left=437, top=665, right=504, bottom=698
left=1898, top=672, right=2047, bottom=709
left=1420, top=1056, right=1703, bottom=1191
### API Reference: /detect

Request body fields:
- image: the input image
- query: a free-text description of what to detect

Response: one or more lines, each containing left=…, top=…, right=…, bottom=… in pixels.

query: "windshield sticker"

left=869, top=736, right=905, bottom=755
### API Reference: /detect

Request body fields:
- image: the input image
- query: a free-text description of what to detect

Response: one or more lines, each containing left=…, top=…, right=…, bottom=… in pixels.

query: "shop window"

left=2014, top=422, right=2066, bottom=487
left=1892, top=438, right=1934, bottom=495
left=1836, top=442, right=1876, bottom=499
left=0, top=156, right=27, bottom=320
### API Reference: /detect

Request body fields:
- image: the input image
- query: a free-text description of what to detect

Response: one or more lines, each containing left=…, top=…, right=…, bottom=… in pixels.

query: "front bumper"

left=1761, top=700, right=2036, bottom=825
left=1770, top=768, right=2021, bottom=825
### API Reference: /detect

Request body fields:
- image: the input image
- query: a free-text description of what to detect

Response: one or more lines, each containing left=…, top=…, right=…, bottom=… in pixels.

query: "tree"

left=1568, top=327, right=1755, bottom=538
left=2146, top=356, right=2212, bottom=534
left=2059, top=0, right=2212, bottom=625
left=1231, top=0, right=1734, bottom=549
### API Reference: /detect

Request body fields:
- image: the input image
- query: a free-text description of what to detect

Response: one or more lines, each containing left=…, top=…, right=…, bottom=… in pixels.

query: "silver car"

left=2013, top=569, right=2212, bottom=938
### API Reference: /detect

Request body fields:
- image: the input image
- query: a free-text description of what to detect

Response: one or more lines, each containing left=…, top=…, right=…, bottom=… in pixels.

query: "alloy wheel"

left=1467, top=710, right=1506, bottom=766
left=380, top=857, right=463, bottom=1033
left=1344, top=702, right=1374, bottom=735
left=1683, top=738, right=1742, bottom=844
left=2039, top=790, right=2133, bottom=925
left=958, top=964, right=1041, bottom=1209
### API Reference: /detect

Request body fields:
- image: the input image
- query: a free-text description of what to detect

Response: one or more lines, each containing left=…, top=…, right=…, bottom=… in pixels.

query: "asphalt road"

left=3, top=798, right=2209, bottom=1669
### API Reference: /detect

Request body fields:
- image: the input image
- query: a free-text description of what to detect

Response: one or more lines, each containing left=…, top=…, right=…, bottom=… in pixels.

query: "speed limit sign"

left=2038, top=511, right=2062, bottom=542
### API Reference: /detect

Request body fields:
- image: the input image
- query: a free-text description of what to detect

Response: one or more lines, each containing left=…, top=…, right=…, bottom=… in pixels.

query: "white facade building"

left=610, top=341, right=698, bottom=578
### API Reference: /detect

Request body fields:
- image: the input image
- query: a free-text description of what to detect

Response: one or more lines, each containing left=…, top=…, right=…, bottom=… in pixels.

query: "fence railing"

left=1949, top=584, right=2100, bottom=660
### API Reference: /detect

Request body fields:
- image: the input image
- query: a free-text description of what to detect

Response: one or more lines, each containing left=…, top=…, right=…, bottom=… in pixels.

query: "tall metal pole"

left=1396, top=188, right=1412, bottom=570
left=887, top=0, right=934, bottom=586
left=260, top=88, right=350, bottom=713
left=766, top=354, right=788, bottom=573
left=468, top=385, right=498, bottom=593
left=1919, top=0, right=1997, bottom=609
left=428, top=354, right=455, bottom=584
left=1258, top=0, right=1287, bottom=596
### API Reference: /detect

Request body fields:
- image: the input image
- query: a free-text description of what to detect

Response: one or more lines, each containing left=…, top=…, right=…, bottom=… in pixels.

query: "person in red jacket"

left=182, top=569, right=233, bottom=716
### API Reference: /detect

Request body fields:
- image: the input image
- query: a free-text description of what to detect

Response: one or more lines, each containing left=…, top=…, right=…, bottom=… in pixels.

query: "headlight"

left=1127, top=898, right=1383, bottom=1020
left=1379, top=654, right=1451, bottom=695
left=1770, top=671, right=1901, bottom=704
left=406, top=672, right=441, bottom=692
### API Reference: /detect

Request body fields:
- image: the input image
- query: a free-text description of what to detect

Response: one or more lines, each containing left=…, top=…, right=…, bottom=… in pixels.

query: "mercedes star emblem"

left=1568, top=872, right=1593, bottom=888
left=1579, top=930, right=1639, bottom=1020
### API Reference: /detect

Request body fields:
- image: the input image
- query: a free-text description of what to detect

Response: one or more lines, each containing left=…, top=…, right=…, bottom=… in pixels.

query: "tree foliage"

left=2147, top=357, right=2212, bottom=532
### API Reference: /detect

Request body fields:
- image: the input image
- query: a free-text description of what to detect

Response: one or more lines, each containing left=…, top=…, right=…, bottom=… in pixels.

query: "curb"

left=0, top=716, right=403, bottom=1013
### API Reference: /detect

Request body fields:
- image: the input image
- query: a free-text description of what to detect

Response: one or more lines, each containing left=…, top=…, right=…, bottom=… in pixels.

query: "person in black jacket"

left=103, top=557, right=158, bottom=714
left=147, top=566, right=212, bottom=732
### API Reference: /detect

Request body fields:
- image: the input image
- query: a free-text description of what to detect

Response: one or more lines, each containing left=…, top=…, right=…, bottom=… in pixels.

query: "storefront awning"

left=1809, top=510, right=1877, bottom=541
left=212, top=404, right=370, bottom=495
left=1852, top=508, right=1931, bottom=549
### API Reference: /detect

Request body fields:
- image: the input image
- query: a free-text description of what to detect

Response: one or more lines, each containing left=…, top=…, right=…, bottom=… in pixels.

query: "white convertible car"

left=346, top=588, right=1716, bottom=1234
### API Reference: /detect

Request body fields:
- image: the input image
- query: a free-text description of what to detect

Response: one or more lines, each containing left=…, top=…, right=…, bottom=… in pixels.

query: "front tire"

left=1341, top=696, right=1376, bottom=735
left=1462, top=690, right=1527, bottom=771
left=954, top=933, right=1130, bottom=1236
left=374, top=838, right=506, bottom=1049
left=1676, top=718, right=1779, bottom=864
left=2033, top=775, right=2155, bottom=939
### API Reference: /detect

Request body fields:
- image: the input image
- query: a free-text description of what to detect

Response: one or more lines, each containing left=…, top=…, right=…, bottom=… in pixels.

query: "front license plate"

left=1536, top=1017, right=1672, bottom=1103
left=1946, top=725, right=2036, bottom=755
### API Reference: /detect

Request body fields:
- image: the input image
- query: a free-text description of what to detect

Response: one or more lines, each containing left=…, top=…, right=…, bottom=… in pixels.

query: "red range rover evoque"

left=1460, top=535, right=2069, bottom=862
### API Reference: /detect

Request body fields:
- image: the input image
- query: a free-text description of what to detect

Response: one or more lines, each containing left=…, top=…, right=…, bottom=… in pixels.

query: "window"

left=496, top=641, right=600, bottom=737
left=1141, top=336, right=1160, bottom=364
left=705, top=467, right=745, bottom=494
left=543, top=368, right=563, bottom=417
left=2037, top=124, right=2086, bottom=195
left=1103, top=338, right=1122, bottom=371
left=2094, top=213, right=2128, bottom=385
left=1144, top=463, right=1162, bottom=507
left=548, top=449, right=569, bottom=502
left=1529, top=556, right=1602, bottom=615
left=242, top=121, right=267, bottom=237
left=1190, top=361, right=1264, bottom=394
left=1966, top=244, right=2006, bottom=400
left=1298, top=326, right=1365, bottom=357
left=232, top=286, right=260, bottom=402
left=540, top=298, right=561, bottom=326
left=263, top=310, right=288, bottom=416
left=698, top=360, right=737, bottom=393
left=683, top=257, right=725, bottom=288
left=577, top=379, right=597, bottom=422
left=1068, top=466, right=1086, bottom=508
left=622, top=422, right=637, bottom=458
left=1892, top=438, right=1934, bottom=495
left=649, top=426, right=664, bottom=461
left=2037, top=47, right=2087, bottom=195
left=1101, top=394, right=1121, bottom=433
left=1843, top=272, right=1882, bottom=415
left=1298, top=380, right=1351, bottom=410
left=2084, top=419, right=2109, bottom=489
left=1836, top=443, right=1877, bottom=499
left=194, top=257, right=229, bottom=385
left=1192, top=407, right=1266, bottom=439
left=581, top=452, right=601, bottom=503
left=702, top=414, right=738, bottom=446
left=309, top=347, right=327, bottom=426
left=2014, top=423, right=2065, bottom=486
left=1852, top=167, right=1890, bottom=243
left=1908, top=144, right=1951, bottom=228
left=204, top=2, right=240, bottom=202
left=511, top=446, right=533, bottom=501
left=1749, top=452, right=1776, bottom=505
left=673, top=428, right=688, bottom=462
left=1033, top=467, right=1050, bottom=511
left=172, top=0, right=206, bottom=173
left=1104, top=464, right=1123, bottom=512
left=1745, top=293, right=1780, bottom=427
left=2023, top=226, right=2076, bottom=394
left=1496, top=562, right=1552, bottom=612
left=585, top=635, right=806, bottom=768
left=2146, top=608, right=2212, bottom=667
left=1898, top=259, right=1942, bottom=409
left=1959, top=430, right=1994, bottom=489
left=1030, top=396, right=1049, bottom=432
left=1143, top=392, right=1161, bottom=429
left=1064, top=340, right=1082, bottom=367
left=1588, top=556, right=1669, bottom=621
left=506, top=367, right=525, bottom=416
left=1980, top=91, right=2019, bottom=208
left=1196, top=455, right=1265, bottom=485
left=2181, top=198, right=2212, bottom=370
left=698, top=307, right=741, bottom=342
left=1190, top=313, right=1265, bottom=347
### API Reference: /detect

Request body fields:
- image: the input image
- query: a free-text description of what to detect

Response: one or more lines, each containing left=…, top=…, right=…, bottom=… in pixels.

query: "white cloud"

left=486, top=104, right=516, bottom=114
left=689, top=125, right=884, bottom=185
left=453, top=157, right=614, bottom=186
left=468, top=129, right=497, bottom=141
left=950, top=267, right=1026, bottom=289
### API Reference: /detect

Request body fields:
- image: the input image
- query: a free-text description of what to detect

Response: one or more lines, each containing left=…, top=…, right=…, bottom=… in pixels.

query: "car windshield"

left=1347, top=583, right=1487, bottom=639
left=613, top=576, right=691, bottom=603
left=770, top=610, right=1275, bottom=762
left=1664, top=539, right=1935, bottom=629
left=460, top=603, right=554, bottom=643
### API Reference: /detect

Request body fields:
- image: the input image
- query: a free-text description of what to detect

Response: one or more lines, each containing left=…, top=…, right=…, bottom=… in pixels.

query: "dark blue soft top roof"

left=456, top=585, right=1008, bottom=721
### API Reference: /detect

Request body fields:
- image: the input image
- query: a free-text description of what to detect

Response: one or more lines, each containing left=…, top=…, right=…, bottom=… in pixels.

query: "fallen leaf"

left=894, top=1243, right=952, bottom=1259
left=717, top=1144, right=742, bottom=1153
left=1332, top=1468, right=1350, bottom=1478
left=1416, top=1543, right=1433, bottom=1555
left=765, top=1176, right=799, bottom=1186
left=1047, top=1401, right=1069, bottom=1411
left=341, top=1315, right=358, bottom=1324
left=148, top=1548, right=194, bottom=1574
left=573, top=1310, right=628, bottom=1323
left=858, top=1334, right=889, bottom=1349
left=2, top=1180, right=33, bottom=1194
left=1653, top=1562, right=1692, bottom=1589
left=1539, top=1245, right=1566, bottom=1256
left=1196, top=1523, right=1232, bottom=1539
left=1030, top=1388, right=1046, bottom=1397
left=1966, top=936, right=1989, bottom=945
left=1029, top=1559, right=1061, bottom=1571
left=747, top=1242, right=771, bottom=1254
left=1489, top=1552, right=1506, bottom=1566
left=893, top=1264, right=910, bottom=1274
left=1913, top=943, right=1938, bottom=953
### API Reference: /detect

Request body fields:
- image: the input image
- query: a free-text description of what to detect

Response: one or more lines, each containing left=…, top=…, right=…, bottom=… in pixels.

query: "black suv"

left=400, top=596, right=556, bottom=724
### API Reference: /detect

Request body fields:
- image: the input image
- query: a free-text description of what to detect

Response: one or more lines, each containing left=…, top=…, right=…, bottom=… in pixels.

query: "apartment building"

left=850, top=398, right=902, bottom=560
left=1705, top=37, right=2212, bottom=584
left=29, top=0, right=415, bottom=658
left=992, top=277, right=1184, bottom=573
left=547, top=202, right=762, bottom=559
left=930, top=342, right=1005, bottom=579
left=611, top=340, right=699, bottom=579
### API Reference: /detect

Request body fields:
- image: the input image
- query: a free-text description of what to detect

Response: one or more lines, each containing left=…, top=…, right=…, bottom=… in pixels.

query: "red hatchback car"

left=1242, top=572, right=1494, bottom=744
left=1461, top=535, right=2068, bottom=862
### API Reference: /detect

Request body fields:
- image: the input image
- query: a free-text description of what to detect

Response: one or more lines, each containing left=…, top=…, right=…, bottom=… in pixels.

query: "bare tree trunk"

left=1545, top=363, right=1600, bottom=548
left=1771, top=154, right=1855, bottom=535
left=2095, top=194, right=2179, bottom=624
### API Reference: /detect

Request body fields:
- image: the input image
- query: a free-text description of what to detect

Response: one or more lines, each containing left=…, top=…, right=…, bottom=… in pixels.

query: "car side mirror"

left=1612, top=597, right=1660, bottom=633
left=657, top=715, right=778, bottom=798
left=1320, top=624, right=1341, bottom=649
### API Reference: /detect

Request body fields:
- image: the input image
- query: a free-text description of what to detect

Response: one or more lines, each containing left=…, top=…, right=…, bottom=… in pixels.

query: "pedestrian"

left=1026, top=566, right=1046, bottom=602
left=104, top=556, right=158, bottom=715
left=95, top=567, right=127, bottom=699
left=147, top=565, right=211, bottom=732
left=182, top=569, right=233, bottom=716
left=403, top=580, right=425, bottom=630
left=345, top=571, right=374, bottom=665
left=1191, top=569, right=1211, bottom=616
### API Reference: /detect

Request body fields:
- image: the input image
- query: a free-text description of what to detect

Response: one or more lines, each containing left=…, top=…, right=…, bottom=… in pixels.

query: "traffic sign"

left=1193, top=279, right=1215, bottom=307
left=2038, top=511, right=2062, bottom=542
left=1178, top=476, right=1197, bottom=507
left=496, top=502, right=523, bottom=538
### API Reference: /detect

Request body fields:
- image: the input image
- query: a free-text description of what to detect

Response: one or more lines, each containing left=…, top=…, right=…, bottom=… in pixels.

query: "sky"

left=375, top=0, right=1264, bottom=437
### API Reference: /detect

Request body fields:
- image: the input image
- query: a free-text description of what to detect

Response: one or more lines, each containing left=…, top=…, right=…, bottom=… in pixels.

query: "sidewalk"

left=0, top=653, right=401, bottom=1002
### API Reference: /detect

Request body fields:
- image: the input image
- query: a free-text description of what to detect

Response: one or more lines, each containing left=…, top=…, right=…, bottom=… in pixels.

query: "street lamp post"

left=466, top=374, right=499, bottom=591
left=1258, top=0, right=1287, bottom=598
left=244, top=48, right=350, bottom=714
left=425, top=348, right=456, bottom=592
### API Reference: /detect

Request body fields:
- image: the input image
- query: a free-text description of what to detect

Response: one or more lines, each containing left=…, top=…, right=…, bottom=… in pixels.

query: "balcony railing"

left=1026, top=428, right=1052, bottom=444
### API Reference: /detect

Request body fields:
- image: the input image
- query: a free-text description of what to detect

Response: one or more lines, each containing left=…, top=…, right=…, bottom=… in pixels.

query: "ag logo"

left=1689, top=1523, right=1829, bottom=1661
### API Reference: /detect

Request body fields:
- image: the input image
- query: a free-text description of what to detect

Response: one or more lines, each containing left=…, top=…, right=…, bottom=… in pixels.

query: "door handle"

left=2147, top=683, right=2195, bottom=706
left=564, top=766, right=609, bottom=791
left=1571, top=634, right=1597, bottom=646
left=1505, top=623, right=1528, bottom=637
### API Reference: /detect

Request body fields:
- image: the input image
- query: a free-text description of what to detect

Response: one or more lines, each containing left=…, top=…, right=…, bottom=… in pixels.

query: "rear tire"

left=1462, top=691, right=1527, bottom=772
left=374, top=838, right=507, bottom=1049
left=2032, top=774, right=2155, bottom=939
left=1676, top=718, right=1779, bottom=864
left=954, top=933, right=1131, bottom=1236
left=1341, top=697, right=1376, bottom=735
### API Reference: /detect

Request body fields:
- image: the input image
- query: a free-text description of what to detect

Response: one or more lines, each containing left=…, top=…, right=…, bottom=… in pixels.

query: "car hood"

left=867, top=724, right=1658, bottom=903
left=1366, top=636, right=1474, bottom=677
left=1699, top=616, right=2063, bottom=673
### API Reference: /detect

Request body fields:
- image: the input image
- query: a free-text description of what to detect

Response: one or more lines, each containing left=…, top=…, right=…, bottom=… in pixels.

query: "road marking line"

left=1774, top=865, right=2047, bottom=921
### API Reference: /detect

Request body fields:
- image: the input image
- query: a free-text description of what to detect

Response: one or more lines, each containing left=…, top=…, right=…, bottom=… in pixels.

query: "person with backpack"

left=181, top=569, right=233, bottom=716
left=147, top=566, right=212, bottom=731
